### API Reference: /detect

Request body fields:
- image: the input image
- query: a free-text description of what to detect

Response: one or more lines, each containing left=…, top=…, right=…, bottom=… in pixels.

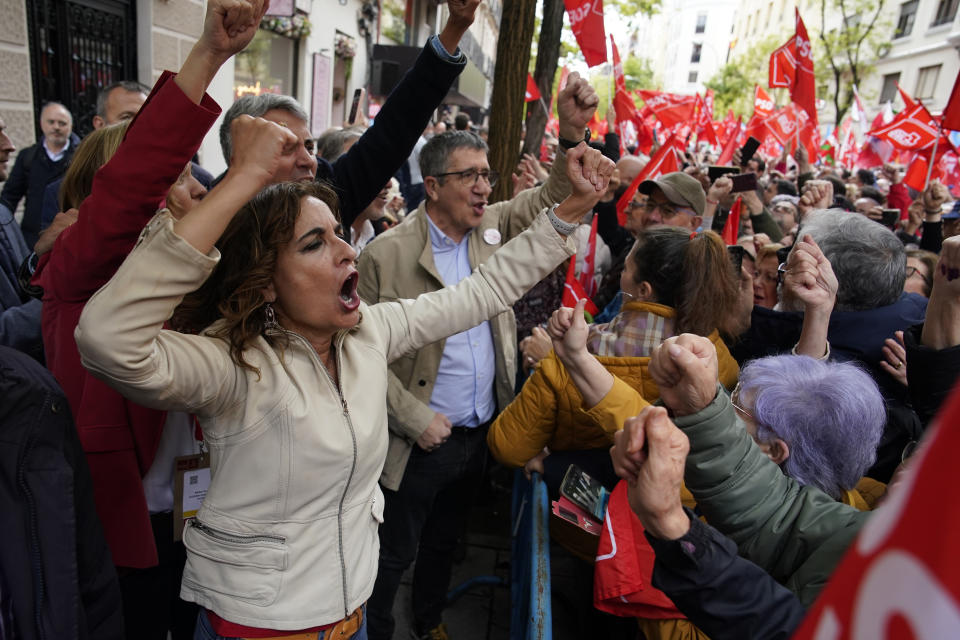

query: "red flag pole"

left=923, top=122, right=941, bottom=189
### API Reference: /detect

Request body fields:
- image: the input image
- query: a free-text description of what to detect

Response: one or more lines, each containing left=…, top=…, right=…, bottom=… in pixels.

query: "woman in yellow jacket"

left=488, top=227, right=742, bottom=483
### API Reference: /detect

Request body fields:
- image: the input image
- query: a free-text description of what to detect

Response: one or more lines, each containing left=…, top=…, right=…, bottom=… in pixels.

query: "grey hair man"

left=316, top=126, right=364, bottom=163
left=212, top=0, right=482, bottom=243
left=784, top=209, right=906, bottom=312
left=93, top=80, right=150, bottom=129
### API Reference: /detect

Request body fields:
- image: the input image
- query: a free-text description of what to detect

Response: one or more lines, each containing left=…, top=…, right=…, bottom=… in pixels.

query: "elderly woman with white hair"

left=731, top=354, right=887, bottom=508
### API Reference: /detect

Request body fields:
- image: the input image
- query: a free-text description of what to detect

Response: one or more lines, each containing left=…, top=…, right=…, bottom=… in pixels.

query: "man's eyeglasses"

left=434, top=168, right=500, bottom=187
left=641, top=199, right=694, bottom=219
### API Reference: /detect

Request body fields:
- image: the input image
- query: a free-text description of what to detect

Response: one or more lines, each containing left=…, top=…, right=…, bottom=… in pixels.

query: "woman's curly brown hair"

left=173, top=180, right=340, bottom=375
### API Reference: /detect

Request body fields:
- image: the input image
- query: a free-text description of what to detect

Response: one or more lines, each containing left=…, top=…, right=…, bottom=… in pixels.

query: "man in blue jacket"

left=0, top=102, right=79, bottom=249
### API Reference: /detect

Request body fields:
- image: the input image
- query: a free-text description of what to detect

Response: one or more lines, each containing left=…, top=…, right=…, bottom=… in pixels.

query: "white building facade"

left=631, top=0, right=740, bottom=94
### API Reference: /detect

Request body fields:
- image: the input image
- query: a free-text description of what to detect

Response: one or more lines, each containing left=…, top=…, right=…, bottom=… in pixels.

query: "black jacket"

left=648, top=509, right=806, bottom=640
left=0, top=346, right=122, bottom=639
left=0, top=134, right=81, bottom=249
left=904, top=323, right=960, bottom=427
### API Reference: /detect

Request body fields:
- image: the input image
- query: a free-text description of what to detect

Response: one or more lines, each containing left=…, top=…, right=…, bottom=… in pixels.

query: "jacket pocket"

left=371, top=488, right=385, bottom=524
left=182, top=519, right=288, bottom=606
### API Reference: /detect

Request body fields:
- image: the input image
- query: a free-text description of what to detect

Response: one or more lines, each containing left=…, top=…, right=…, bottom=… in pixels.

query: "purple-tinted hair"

left=739, top=354, right=885, bottom=500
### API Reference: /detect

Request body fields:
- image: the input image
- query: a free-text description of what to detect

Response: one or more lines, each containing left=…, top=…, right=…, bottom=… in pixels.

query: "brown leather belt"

left=243, top=606, right=363, bottom=640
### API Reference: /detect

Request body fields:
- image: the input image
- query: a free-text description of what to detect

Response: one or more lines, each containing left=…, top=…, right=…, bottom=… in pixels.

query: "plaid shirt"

left=587, top=301, right=677, bottom=358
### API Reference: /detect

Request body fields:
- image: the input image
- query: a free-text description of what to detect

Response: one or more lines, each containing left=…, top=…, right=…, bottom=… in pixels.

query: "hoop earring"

left=263, top=303, right=278, bottom=331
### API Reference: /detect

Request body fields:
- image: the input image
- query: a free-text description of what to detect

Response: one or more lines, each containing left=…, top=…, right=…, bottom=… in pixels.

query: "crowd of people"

left=1, top=0, right=959, bottom=639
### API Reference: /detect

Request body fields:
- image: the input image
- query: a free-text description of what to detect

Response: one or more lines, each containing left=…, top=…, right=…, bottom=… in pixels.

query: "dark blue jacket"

left=648, top=510, right=805, bottom=640
left=0, top=203, right=42, bottom=361
left=0, top=346, right=123, bottom=639
left=0, top=133, right=81, bottom=249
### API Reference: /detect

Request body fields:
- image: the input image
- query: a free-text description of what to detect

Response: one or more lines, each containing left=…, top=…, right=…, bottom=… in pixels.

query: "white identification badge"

left=173, top=453, right=210, bottom=541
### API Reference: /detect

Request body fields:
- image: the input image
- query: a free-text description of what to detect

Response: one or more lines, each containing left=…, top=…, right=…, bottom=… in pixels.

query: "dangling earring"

left=263, top=303, right=278, bottom=331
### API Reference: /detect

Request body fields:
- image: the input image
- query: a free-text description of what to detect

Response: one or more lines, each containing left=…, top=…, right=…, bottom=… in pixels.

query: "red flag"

left=768, top=37, right=796, bottom=89
left=760, top=136, right=783, bottom=161
left=587, top=109, right=607, bottom=139
left=594, top=482, right=684, bottom=618
left=896, top=82, right=918, bottom=110
left=562, top=256, right=599, bottom=316
left=934, top=151, right=960, bottom=196
left=722, top=197, right=742, bottom=245
left=614, top=88, right=643, bottom=154
left=563, top=0, right=608, bottom=67
left=793, top=10, right=817, bottom=123
left=791, top=383, right=960, bottom=640
left=717, top=116, right=743, bottom=165
left=637, top=90, right=697, bottom=129
left=694, top=94, right=719, bottom=146
left=525, top=73, right=541, bottom=102
left=615, top=132, right=681, bottom=225
left=869, top=103, right=940, bottom=151
left=578, top=214, right=599, bottom=297
left=763, top=106, right=801, bottom=146
left=903, top=155, right=929, bottom=192
left=943, top=72, right=960, bottom=131
left=753, top=85, right=775, bottom=120
left=611, top=37, right=626, bottom=93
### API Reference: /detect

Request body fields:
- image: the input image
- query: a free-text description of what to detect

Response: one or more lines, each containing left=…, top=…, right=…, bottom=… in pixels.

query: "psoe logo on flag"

left=568, top=0, right=601, bottom=26
left=756, top=98, right=775, bottom=113
left=777, top=114, right=797, bottom=133
left=888, top=129, right=922, bottom=147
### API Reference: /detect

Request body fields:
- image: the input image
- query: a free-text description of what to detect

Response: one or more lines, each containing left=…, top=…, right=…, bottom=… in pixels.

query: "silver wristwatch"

left=547, top=203, right=578, bottom=235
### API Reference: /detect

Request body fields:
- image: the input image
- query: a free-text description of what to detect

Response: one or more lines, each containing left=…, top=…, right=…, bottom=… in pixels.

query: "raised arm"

left=497, top=72, right=599, bottom=239
left=373, top=143, right=614, bottom=361
left=782, top=235, right=837, bottom=359
left=75, top=115, right=298, bottom=415
left=332, top=1, right=478, bottom=229
left=37, top=0, right=267, bottom=302
left=646, top=334, right=867, bottom=605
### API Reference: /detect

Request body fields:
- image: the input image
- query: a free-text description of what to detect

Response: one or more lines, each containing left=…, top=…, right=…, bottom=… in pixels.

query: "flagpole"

left=923, top=122, right=941, bottom=189
left=539, top=96, right=550, bottom=119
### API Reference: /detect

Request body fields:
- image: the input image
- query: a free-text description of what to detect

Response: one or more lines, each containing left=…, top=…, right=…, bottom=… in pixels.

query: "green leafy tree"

left=816, top=0, right=888, bottom=125
left=703, top=35, right=781, bottom=118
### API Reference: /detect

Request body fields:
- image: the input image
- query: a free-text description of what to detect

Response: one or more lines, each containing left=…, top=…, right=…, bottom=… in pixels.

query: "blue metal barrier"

left=510, top=470, right=552, bottom=640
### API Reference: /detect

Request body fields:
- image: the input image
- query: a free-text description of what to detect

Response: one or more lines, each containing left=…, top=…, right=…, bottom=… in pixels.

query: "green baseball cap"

left=638, top=171, right=706, bottom=216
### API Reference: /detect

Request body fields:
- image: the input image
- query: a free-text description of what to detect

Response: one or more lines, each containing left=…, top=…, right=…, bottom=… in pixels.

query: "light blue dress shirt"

left=425, top=215, right=496, bottom=427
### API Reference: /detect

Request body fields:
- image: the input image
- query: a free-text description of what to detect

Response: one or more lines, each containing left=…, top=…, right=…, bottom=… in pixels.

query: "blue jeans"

left=193, top=607, right=368, bottom=640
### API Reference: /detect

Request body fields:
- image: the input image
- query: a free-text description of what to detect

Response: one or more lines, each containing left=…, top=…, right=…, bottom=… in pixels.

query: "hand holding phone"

left=348, top=88, right=365, bottom=125
left=739, top=136, right=761, bottom=167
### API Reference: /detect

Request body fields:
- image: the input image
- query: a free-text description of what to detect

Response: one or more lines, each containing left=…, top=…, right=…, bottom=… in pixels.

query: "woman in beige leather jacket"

left=75, top=118, right=612, bottom=638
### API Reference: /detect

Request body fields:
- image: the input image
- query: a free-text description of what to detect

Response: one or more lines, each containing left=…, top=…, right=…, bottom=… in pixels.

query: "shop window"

left=234, top=28, right=298, bottom=99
